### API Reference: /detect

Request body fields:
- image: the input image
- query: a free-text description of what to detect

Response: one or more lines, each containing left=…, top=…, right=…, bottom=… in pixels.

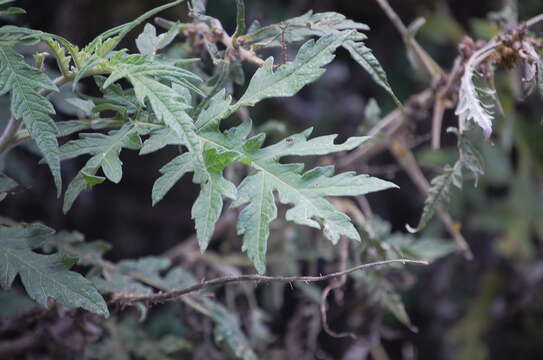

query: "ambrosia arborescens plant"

left=1, top=0, right=542, bottom=358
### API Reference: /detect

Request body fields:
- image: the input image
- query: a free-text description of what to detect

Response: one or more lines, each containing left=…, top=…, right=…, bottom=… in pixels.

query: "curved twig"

left=116, top=259, right=429, bottom=306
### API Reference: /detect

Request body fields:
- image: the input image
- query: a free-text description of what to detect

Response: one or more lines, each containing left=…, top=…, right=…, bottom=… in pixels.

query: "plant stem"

left=117, top=259, right=428, bottom=305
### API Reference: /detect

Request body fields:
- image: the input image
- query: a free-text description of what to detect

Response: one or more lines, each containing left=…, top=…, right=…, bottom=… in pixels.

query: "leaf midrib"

left=0, top=246, right=102, bottom=309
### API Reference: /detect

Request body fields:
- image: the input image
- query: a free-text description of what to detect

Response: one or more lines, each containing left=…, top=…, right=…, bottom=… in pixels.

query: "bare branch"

left=115, top=259, right=429, bottom=306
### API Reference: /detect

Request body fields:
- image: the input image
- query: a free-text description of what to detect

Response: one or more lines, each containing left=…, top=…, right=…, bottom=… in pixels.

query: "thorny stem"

left=117, top=259, right=428, bottom=306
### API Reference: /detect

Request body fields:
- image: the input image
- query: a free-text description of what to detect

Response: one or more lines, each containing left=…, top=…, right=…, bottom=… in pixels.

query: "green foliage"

left=242, top=10, right=399, bottom=104
left=0, top=2, right=463, bottom=355
left=409, top=132, right=484, bottom=233
left=0, top=44, right=61, bottom=193
left=0, top=0, right=25, bottom=17
left=61, top=123, right=147, bottom=212
left=235, top=32, right=350, bottom=108
left=0, top=223, right=108, bottom=316
left=88, top=317, right=192, bottom=360
left=90, top=256, right=256, bottom=358
left=0, top=172, right=17, bottom=201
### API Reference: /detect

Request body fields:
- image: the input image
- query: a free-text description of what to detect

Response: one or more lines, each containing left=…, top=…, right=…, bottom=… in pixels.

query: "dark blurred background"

left=2, top=0, right=543, bottom=359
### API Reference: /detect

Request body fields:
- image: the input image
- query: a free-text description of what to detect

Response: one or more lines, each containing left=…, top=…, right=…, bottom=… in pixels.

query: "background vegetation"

left=1, top=0, right=543, bottom=359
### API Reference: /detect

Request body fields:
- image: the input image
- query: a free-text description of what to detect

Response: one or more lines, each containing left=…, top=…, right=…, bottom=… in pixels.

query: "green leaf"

left=56, top=118, right=118, bottom=137
left=65, top=98, right=95, bottom=117
left=103, top=57, right=206, bottom=181
left=0, top=25, right=46, bottom=45
left=241, top=11, right=399, bottom=106
left=152, top=153, right=194, bottom=206
left=192, top=148, right=238, bottom=251
left=232, top=172, right=277, bottom=273
left=62, top=124, right=145, bottom=212
left=193, top=89, right=397, bottom=273
left=140, top=126, right=183, bottom=155
left=93, top=257, right=256, bottom=358
left=343, top=34, right=401, bottom=106
left=235, top=32, right=350, bottom=108
left=136, top=23, right=181, bottom=56
left=63, top=157, right=101, bottom=213
left=46, top=230, right=112, bottom=266
left=0, top=45, right=61, bottom=194
left=61, top=124, right=141, bottom=183
left=407, top=161, right=463, bottom=233
left=81, top=0, right=184, bottom=61
left=0, top=7, right=25, bottom=17
left=0, top=173, right=17, bottom=201
left=94, top=75, right=140, bottom=115
left=0, top=223, right=108, bottom=316
left=230, top=128, right=397, bottom=273
left=242, top=10, right=368, bottom=48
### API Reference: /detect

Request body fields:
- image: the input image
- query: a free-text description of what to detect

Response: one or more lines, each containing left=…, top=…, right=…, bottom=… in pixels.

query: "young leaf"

left=136, top=23, right=181, bottom=57
left=0, top=223, right=109, bottom=316
left=0, top=6, right=25, bottom=17
left=0, top=45, right=61, bottom=193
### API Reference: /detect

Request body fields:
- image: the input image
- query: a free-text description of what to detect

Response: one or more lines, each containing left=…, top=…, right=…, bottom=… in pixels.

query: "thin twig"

left=320, top=239, right=357, bottom=339
left=116, top=259, right=428, bottom=305
left=374, top=0, right=443, bottom=78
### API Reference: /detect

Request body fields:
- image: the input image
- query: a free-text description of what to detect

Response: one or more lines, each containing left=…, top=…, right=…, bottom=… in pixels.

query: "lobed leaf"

left=0, top=45, right=61, bottom=193
left=235, top=32, right=351, bottom=109
left=407, top=161, right=463, bottom=233
left=0, top=223, right=108, bottom=316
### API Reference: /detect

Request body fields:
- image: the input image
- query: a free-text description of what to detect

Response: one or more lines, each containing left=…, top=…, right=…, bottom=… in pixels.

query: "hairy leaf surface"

left=235, top=32, right=350, bottom=108
left=0, top=45, right=60, bottom=193
left=0, top=224, right=108, bottom=316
